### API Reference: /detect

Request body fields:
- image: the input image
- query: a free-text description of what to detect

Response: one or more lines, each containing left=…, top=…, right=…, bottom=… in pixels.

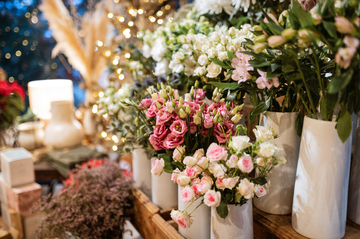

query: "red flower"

left=0, top=81, right=25, bottom=100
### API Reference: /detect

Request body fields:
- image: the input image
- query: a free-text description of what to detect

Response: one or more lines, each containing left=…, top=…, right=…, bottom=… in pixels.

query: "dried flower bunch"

left=34, top=159, right=133, bottom=239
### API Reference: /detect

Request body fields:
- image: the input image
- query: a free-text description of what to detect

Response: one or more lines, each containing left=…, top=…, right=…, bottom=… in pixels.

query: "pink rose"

left=223, top=177, right=239, bottom=190
left=195, top=89, right=206, bottom=100
left=140, top=98, right=153, bottom=108
left=149, top=134, right=163, bottom=150
left=191, top=184, right=201, bottom=195
left=190, top=123, right=197, bottom=134
left=151, top=158, right=165, bottom=176
left=192, top=178, right=201, bottom=184
left=146, top=104, right=157, bottom=118
left=237, top=154, right=254, bottom=173
left=171, top=169, right=181, bottom=182
left=254, top=185, right=267, bottom=197
left=170, top=210, right=191, bottom=229
left=156, top=108, right=172, bottom=125
left=215, top=177, right=226, bottom=190
left=173, top=145, right=186, bottom=162
left=206, top=143, right=228, bottom=162
left=204, top=190, right=221, bottom=207
left=181, top=186, right=196, bottom=203
left=154, top=125, right=169, bottom=140
left=170, top=120, right=188, bottom=137
left=226, top=154, right=238, bottom=168
left=213, top=121, right=234, bottom=144
left=197, top=181, right=212, bottom=194
left=196, top=156, right=209, bottom=170
left=201, top=175, right=214, bottom=187
left=184, top=167, right=196, bottom=178
left=203, top=114, right=214, bottom=129
left=163, top=133, right=184, bottom=149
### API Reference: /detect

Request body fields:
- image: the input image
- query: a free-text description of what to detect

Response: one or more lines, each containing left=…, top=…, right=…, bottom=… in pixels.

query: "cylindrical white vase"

left=348, top=115, right=360, bottom=225
left=211, top=200, right=253, bottom=239
left=44, top=101, right=84, bottom=149
left=292, top=116, right=351, bottom=239
left=151, top=157, right=178, bottom=209
left=254, top=111, right=300, bottom=215
left=132, top=147, right=152, bottom=198
left=178, top=186, right=210, bottom=239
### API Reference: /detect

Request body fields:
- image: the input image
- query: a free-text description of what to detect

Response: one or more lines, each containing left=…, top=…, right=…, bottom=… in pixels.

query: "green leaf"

left=291, top=0, right=314, bottom=28
left=235, top=193, right=242, bottom=203
left=158, top=153, right=173, bottom=173
left=328, top=69, right=354, bottom=94
left=266, top=22, right=284, bottom=35
left=249, top=61, right=271, bottom=68
left=250, top=98, right=270, bottom=123
left=210, top=58, right=231, bottom=69
left=216, top=201, right=228, bottom=219
left=227, top=51, right=237, bottom=62
left=240, top=51, right=271, bottom=60
left=208, top=82, right=239, bottom=90
left=295, top=113, right=303, bottom=137
left=323, top=21, right=337, bottom=38
left=270, top=63, right=281, bottom=72
left=252, top=177, right=267, bottom=185
left=336, top=108, right=352, bottom=143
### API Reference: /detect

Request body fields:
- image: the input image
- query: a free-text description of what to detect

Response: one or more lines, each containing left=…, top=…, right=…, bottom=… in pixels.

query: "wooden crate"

left=131, top=188, right=184, bottom=239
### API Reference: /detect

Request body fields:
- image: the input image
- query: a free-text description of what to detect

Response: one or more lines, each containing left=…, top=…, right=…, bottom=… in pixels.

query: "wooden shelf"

left=131, top=187, right=360, bottom=239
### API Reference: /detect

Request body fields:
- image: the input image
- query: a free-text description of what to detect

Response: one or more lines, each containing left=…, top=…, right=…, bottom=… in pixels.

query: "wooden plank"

left=253, top=206, right=360, bottom=239
left=152, top=214, right=184, bottom=239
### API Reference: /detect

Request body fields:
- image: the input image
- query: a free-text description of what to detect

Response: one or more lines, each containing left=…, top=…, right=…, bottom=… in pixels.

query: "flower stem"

left=189, top=200, right=204, bottom=216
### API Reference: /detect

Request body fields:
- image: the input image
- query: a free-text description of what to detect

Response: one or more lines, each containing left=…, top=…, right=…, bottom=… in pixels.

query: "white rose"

left=237, top=178, right=254, bottom=199
left=142, top=44, right=151, bottom=58
left=227, top=45, right=236, bottom=52
left=211, top=32, right=221, bottom=42
left=194, top=66, right=206, bottom=76
left=206, top=62, right=222, bottom=78
left=216, top=43, right=225, bottom=52
left=196, top=156, right=209, bottom=170
left=179, top=35, right=186, bottom=44
left=258, top=142, right=276, bottom=158
left=253, top=126, right=275, bottom=142
left=193, top=148, right=205, bottom=160
left=151, top=158, right=165, bottom=177
left=184, top=65, right=195, bottom=76
left=108, top=104, right=119, bottom=114
left=256, top=157, right=265, bottom=167
left=194, top=41, right=203, bottom=51
left=274, top=147, right=287, bottom=164
left=177, top=173, right=192, bottom=187
left=221, top=36, right=228, bottom=45
left=207, top=48, right=217, bottom=58
left=208, top=162, right=227, bottom=178
left=201, top=45, right=209, bottom=54
left=223, top=176, right=240, bottom=190
left=226, top=154, right=238, bottom=168
left=228, top=27, right=236, bottom=36
left=198, top=54, right=209, bottom=66
left=173, top=52, right=185, bottom=64
left=183, top=156, right=198, bottom=167
left=154, top=59, right=169, bottom=76
left=187, top=34, right=196, bottom=43
left=229, top=136, right=252, bottom=152
left=218, top=51, right=228, bottom=61
left=172, top=63, right=184, bottom=73
left=150, top=38, right=167, bottom=62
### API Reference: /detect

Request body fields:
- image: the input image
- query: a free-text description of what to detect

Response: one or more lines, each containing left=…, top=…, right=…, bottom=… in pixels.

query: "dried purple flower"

left=34, top=160, right=134, bottom=239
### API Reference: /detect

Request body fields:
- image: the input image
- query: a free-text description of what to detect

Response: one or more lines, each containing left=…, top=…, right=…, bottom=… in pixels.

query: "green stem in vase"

left=188, top=200, right=204, bottom=216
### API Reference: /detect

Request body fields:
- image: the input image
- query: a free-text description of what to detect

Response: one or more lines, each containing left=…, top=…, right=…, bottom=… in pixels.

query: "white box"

left=0, top=173, right=7, bottom=205
left=1, top=203, right=11, bottom=229
left=22, top=213, right=43, bottom=239
left=0, top=148, right=34, bottom=187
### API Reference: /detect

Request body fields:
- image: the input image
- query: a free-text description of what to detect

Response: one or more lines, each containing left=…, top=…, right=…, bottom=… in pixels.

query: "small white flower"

left=258, top=142, right=276, bottom=158
left=253, top=126, right=275, bottom=142
left=237, top=178, right=254, bottom=199
left=218, top=51, right=228, bottom=61
left=229, top=136, right=252, bottom=152
left=198, top=54, right=209, bottom=66
left=206, top=62, right=222, bottom=78
left=194, top=66, right=206, bottom=76
left=154, top=58, right=169, bottom=76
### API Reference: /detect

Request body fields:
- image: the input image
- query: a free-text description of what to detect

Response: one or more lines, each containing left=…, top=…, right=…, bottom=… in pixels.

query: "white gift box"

left=0, top=148, right=35, bottom=187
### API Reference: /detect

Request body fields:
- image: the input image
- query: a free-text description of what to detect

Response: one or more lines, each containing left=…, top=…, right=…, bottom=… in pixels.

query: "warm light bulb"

left=112, top=59, right=119, bottom=65
left=119, top=16, right=125, bottom=22
left=112, top=145, right=118, bottom=151
left=128, top=21, right=134, bottom=27
left=92, top=105, right=98, bottom=114
left=101, top=131, right=107, bottom=138
left=117, top=68, right=122, bottom=74
left=157, top=19, right=163, bottom=24
left=125, top=53, right=130, bottom=58
left=98, top=91, right=104, bottom=97
left=15, top=50, right=22, bottom=57
left=105, top=50, right=111, bottom=57
left=156, top=11, right=163, bottom=17
left=138, top=9, right=144, bottom=14
left=149, top=16, right=156, bottom=22
left=107, top=13, right=114, bottom=18
left=97, top=40, right=103, bottom=47
left=119, top=74, right=125, bottom=80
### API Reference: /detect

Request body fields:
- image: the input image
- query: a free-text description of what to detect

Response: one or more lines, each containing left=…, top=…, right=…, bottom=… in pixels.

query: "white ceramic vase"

left=211, top=200, right=253, bottom=239
left=348, top=116, right=360, bottom=225
left=18, top=121, right=45, bottom=151
left=254, top=111, right=300, bottom=215
left=178, top=186, right=211, bottom=239
left=292, top=116, right=351, bottom=239
left=43, top=101, right=84, bottom=149
left=151, top=157, right=178, bottom=209
left=132, top=146, right=152, bottom=198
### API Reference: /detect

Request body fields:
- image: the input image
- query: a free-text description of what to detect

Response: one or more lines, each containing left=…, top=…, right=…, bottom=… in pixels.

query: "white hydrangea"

left=195, top=0, right=234, bottom=15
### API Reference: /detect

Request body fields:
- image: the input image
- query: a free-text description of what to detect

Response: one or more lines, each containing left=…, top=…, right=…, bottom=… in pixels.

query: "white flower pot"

left=151, top=157, right=178, bottom=209
left=178, top=186, right=210, bottom=239
left=132, top=147, right=152, bottom=198
left=348, top=115, right=360, bottom=225
left=211, top=200, right=253, bottom=239
left=254, top=111, right=300, bottom=215
left=292, top=116, right=351, bottom=239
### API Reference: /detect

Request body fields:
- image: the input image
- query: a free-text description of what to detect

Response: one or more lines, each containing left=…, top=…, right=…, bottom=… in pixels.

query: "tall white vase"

left=43, top=101, right=84, bottom=149
left=211, top=200, right=253, bottom=239
left=254, top=111, right=300, bottom=215
left=151, top=157, right=178, bottom=209
left=348, top=116, right=360, bottom=225
left=132, top=146, right=152, bottom=198
left=292, top=116, right=351, bottom=239
left=178, top=186, right=210, bottom=239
